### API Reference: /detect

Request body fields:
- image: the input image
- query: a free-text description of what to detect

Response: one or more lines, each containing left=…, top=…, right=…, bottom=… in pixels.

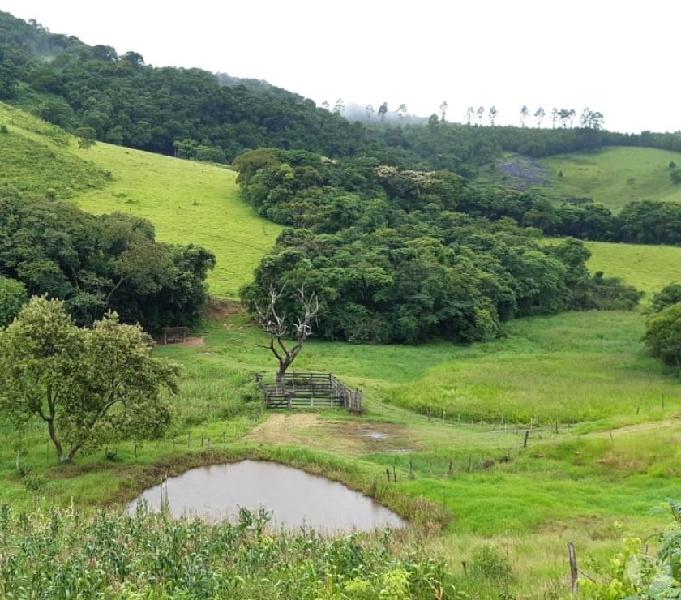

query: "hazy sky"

left=2, top=0, right=679, bottom=133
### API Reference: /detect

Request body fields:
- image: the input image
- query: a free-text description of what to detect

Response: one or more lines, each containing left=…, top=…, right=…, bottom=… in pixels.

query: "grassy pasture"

left=0, top=103, right=109, bottom=197
left=540, top=146, right=681, bottom=210
left=1, top=309, right=680, bottom=596
left=2, top=102, right=681, bottom=596
left=0, top=100, right=280, bottom=299
left=73, top=144, right=281, bottom=298
left=585, top=240, right=681, bottom=294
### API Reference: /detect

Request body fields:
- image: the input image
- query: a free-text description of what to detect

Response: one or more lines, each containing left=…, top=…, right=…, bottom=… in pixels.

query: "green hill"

left=0, top=101, right=280, bottom=298
left=586, top=240, right=681, bottom=294
left=540, top=146, right=681, bottom=210
left=491, top=147, right=681, bottom=211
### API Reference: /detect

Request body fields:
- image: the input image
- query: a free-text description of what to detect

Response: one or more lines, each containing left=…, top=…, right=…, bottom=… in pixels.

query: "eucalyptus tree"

left=534, top=107, right=546, bottom=127
left=488, top=105, right=498, bottom=126
left=551, top=107, right=558, bottom=128
left=466, top=106, right=475, bottom=125
left=520, top=105, right=529, bottom=127
left=558, top=108, right=571, bottom=128
left=365, top=104, right=375, bottom=120
left=568, top=108, right=577, bottom=127
left=397, top=104, right=408, bottom=119
left=477, top=105, right=485, bottom=125
left=378, top=101, right=389, bottom=121
left=439, top=100, right=448, bottom=122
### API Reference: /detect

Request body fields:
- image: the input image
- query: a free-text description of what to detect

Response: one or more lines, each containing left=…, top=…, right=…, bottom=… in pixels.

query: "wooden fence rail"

left=256, top=372, right=363, bottom=413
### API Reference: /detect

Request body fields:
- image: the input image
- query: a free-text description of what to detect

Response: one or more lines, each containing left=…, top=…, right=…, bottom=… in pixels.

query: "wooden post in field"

left=523, top=430, right=530, bottom=448
left=567, top=542, right=578, bottom=593
left=386, top=468, right=391, bottom=482
left=392, top=464, right=397, bottom=482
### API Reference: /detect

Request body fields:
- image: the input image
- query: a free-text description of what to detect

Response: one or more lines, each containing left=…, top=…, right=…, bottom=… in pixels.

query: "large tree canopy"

left=239, top=150, right=640, bottom=344
left=0, top=297, right=179, bottom=463
left=0, top=188, right=215, bottom=330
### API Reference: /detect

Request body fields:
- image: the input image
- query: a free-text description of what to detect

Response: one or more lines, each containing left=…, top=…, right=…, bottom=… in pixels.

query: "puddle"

left=365, top=431, right=389, bottom=440
left=129, top=460, right=405, bottom=533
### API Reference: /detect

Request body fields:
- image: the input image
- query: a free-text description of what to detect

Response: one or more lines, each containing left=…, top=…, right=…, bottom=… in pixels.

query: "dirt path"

left=245, top=413, right=419, bottom=455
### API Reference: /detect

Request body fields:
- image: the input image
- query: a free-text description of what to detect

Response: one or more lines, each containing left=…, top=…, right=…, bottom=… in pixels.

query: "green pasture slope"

left=540, top=146, right=681, bottom=210
left=0, top=101, right=280, bottom=298
left=3, top=103, right=681, bottom=596
left=586, top=241, right=681, bottom=294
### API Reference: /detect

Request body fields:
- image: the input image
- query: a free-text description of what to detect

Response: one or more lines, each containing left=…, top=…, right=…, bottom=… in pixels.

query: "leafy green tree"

left=0, top=276, right=27, bottom=327
left=75, top=126, right=96, bottom=148
left=644, top=302, right=681, bottom=369
left=0, top=297, right=179, bottom=463
left=520, top=105, right=529, bottom=127
left=649, top=283, right=681, bottom=314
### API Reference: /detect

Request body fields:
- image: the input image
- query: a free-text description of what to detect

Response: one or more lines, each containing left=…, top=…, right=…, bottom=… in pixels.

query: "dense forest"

left=237, top=149, right=640, bottom=343
left=2, top=10, right=681, bottom=176
left=0, top=187, right=214, bottom=331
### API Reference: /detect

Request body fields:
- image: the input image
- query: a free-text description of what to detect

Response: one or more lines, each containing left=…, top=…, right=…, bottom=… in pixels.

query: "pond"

left=128, top=460, right=405, bottom=533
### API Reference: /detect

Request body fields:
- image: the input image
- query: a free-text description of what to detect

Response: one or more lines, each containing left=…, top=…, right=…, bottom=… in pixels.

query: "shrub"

left=643, top=302, right=681, bottom=368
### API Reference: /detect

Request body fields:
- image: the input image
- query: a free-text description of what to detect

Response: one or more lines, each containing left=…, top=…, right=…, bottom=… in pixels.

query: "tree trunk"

left=47, top=418, right=64, bottom=463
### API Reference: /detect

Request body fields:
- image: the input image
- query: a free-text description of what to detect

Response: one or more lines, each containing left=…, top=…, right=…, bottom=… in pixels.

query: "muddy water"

left=129, top=460, right=405, bottom=533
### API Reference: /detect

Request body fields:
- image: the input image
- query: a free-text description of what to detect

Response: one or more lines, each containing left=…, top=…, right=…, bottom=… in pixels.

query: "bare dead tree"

left=254, top=286, right=320, bottom=384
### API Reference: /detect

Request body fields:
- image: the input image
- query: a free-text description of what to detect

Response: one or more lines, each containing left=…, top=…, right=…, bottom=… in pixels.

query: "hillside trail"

left=584, top=417, right=680, bottom=439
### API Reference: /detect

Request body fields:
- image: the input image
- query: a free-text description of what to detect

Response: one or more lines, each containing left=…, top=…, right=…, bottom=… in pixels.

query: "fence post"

left=567, top=542, right=578, bottom=593
left=523, top=430, right=530, bottom=448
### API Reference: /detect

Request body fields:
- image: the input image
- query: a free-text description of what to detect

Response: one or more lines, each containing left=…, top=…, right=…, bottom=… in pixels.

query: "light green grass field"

left=73, top=144, right=281, bottom=298
left=0, top=100, right=280, bottom=298
left=540, top=146, right=681, bottom=210
left=585, top=240, right=681, bottom=294
left=0, top=102, right=110, bottom=197
left=2, top=309, right=679, bottom=596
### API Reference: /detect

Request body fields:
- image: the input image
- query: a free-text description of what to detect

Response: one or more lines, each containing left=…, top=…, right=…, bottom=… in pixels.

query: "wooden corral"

left=160, top=326, right=190, bottom=345
left=256, top=372, right=363, bottom=413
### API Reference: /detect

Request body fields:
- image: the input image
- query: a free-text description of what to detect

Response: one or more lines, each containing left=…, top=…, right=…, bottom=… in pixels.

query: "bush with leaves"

left=0, top=506, right=453, bottom=599
left=579, top=501, right=681, bottom=599
left=644, top=303, right=681, bottom=370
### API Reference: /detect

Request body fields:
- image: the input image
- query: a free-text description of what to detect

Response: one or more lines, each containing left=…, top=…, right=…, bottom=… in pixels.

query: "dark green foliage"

left=671, top=169, right=681, bottom=185
left=0, top=276, right=26, bottom=326
left=0, top=507, right=449, bottom=599
left=649, top=283, right=681, bottom=314
left=239, top=151, right=639, bottom=343
left=644, top=303, right=681, bottom=368
left=0, top=188, right=214, bottom=331
left=74, top=125, right=96, bottom=148
left=2, top=10, right=681, bottom=173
